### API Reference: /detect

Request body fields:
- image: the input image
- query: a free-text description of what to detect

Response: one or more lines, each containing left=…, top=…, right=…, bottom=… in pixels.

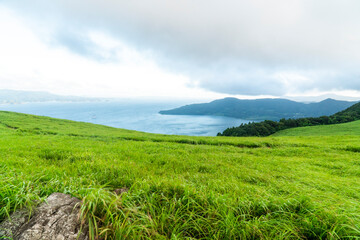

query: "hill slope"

left=0, top=111, right=359, bottom=239
left=160, top=97, right=357, bottom=120
left=273, top=120, right=360, bottom=136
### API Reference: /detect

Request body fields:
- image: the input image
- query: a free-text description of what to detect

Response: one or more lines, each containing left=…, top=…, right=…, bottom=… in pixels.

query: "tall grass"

left=0, top=111, right=360, bottom=239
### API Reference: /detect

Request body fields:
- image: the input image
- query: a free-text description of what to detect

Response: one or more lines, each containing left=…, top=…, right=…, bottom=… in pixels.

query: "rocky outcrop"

left=0, top=193, right=88, bottom=240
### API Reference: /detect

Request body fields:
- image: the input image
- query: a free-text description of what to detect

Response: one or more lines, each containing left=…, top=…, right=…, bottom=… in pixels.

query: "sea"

left=0, top=101, right=251, bottom=136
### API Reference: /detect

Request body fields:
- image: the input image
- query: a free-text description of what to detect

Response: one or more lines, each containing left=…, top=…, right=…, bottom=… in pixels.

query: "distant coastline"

left=0, top=89, right=106, bottom=105
left=160, top=97, right=358, bottom=121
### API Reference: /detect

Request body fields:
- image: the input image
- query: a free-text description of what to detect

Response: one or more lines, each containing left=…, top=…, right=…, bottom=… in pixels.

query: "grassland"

left=274, top=120, right=360, bottom=137
left=0, top=111, right=360, bottom=239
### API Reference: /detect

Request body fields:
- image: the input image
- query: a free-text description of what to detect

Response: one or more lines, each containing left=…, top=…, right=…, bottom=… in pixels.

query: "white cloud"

left=2, top=1, right=360, bottom=98
left=0, top=6, right=226, bottom=99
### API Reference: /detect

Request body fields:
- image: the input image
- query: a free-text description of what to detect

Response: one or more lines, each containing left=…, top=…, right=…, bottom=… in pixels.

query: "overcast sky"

left=1, top=0, right=360, bottom=100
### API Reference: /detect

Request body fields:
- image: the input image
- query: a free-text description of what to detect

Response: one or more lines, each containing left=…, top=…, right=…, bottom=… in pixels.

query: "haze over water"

left=0, top=101, right=251, bottom=136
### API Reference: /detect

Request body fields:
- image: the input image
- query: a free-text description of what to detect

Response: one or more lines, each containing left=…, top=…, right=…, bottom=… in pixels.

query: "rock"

left=114, top=187, right=128, bottom=195
left=0, top=193, right=88, bottom=240
left=0, top=209, right=30, bottom=238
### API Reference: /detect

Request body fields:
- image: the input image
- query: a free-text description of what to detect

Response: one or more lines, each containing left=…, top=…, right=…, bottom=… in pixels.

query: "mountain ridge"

left=0, top=89, right=103, bottom=104
left=160, top=97, right=358, bottom=120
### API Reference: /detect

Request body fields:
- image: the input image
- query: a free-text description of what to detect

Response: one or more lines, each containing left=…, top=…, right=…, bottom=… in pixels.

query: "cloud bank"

left=3, top=0, right=360, bottom=97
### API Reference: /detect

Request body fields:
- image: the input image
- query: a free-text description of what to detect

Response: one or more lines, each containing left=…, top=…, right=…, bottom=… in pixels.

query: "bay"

left=0, top=101, right=252, bottom=136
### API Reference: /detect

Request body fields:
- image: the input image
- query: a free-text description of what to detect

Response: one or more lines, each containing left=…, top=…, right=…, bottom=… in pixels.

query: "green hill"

left=0, top=111, right=360, bottom=239
left=274, top=120, right=360, bottom=136
left=220, top=102, right=360, bottom=137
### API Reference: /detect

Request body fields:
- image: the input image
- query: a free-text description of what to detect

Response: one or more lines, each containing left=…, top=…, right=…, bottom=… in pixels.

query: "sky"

left=1, top=0, right=360, bottom=100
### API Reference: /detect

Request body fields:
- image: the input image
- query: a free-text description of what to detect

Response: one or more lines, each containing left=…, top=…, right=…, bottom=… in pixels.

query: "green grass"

left=274, top=120, right=360, bottom=136
left=0, top=111, right=360, bottom=239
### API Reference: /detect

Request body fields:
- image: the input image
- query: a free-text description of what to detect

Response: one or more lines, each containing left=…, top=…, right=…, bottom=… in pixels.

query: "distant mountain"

left=0, top=89, right=101, bottom=104
left=287, top=93, right=360, bottom=102
left=159, top=97, right=358, bottom=120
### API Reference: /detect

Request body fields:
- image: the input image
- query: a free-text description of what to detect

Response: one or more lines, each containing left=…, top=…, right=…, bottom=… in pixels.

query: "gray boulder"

left=0, top=193, right=88, bottom=240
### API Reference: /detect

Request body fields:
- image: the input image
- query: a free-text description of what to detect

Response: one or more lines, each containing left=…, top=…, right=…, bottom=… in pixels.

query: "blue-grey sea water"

left=0, top=101, right=251, bottom=136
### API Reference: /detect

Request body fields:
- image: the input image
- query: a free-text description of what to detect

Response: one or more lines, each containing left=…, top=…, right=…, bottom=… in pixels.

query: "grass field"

left=274, top=120, right=360, bottom=137
left=1, top=111, right=360, bottom=239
